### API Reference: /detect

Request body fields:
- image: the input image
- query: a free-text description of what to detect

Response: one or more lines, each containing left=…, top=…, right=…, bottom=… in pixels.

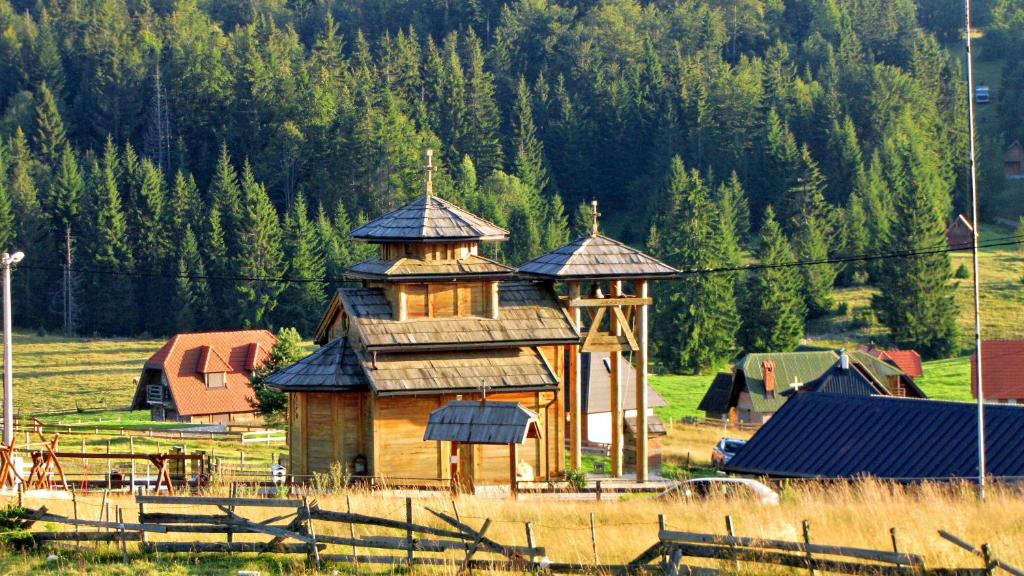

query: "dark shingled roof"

left=782, top=361, right=883, bottom=397
left=424, top=401, right=541, bottom=444
left=362, top=347, right=559, bottom=395
left=339, top=282, right=579, bottom=350
left=698, top=372, right=735, bottom=415
left=735, top=352, right=840, bottom=413
left=347, top=255, right=513, bottom=280
left=265, top=337, right=369, bottom=392
left=350, top=195, right=508, bottom=243
left=517, top=234, right=677, bottom=279
left=725, top=394, right=1024, bottom=480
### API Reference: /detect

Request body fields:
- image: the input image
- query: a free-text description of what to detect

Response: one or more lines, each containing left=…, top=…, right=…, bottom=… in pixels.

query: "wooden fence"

left=14, top=499, right=1024, bottom=575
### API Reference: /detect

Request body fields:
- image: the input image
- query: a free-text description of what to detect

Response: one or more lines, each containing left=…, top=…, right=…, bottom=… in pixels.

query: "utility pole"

left=963, top=0, right=986, bottom=499
left=2, top=251, right=25, bottom=446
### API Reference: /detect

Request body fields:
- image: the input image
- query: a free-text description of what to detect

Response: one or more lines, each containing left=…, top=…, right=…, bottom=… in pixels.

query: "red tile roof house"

left=858, top=344, right=924, bottom=378
left=130, top=330, right=277, bottom=423
left=973, top=340, right=1024, bottom=405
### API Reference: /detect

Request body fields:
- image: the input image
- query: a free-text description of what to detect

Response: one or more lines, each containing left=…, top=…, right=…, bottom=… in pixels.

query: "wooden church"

left=269, top=151, right=676, bottom=488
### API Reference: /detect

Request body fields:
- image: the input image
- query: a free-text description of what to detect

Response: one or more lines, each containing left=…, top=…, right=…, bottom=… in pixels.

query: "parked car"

left=975, top=85, right=990, bottom=104
left=711, top=437, right=747, bottom=468
left=661, top=478, right=780, bottom=505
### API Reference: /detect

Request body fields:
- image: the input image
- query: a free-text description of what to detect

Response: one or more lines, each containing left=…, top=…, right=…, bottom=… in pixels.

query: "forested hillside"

left=1, top=0, right=1022, bottom=367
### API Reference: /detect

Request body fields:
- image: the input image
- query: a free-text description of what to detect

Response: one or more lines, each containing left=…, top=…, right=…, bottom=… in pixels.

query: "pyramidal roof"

left=350, top=194, right=508, bottom=243
left=518, top=234, right=677, bottom=279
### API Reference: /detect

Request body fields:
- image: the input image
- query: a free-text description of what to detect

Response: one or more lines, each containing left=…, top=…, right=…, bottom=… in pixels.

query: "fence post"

left=658, top=514, right=667, bottom=565
left=982, top=544, right=995, bottom=576
left=526, top=521, right=536, bottom=562
left=726, top=515, right=739, bottom=571
left=116, top=506, right=128, bottom=564
left=303, top=496, right=320, bottom=570
left=71, top=488, right=80, bottom=549
left=346, top=494, right=357, bottom=560
left=596, top=480, right=603, bottom=501
left=590, top=512, right=599, bottom=564
left=890, top=527, right=901, bottom=569
left=802, top=519, right=816, bottom=576
left=129, top=436, right=136, bottom=491
left=138, top=496, right=147, bottom=546
left=406, top=497, right=414, bottom=568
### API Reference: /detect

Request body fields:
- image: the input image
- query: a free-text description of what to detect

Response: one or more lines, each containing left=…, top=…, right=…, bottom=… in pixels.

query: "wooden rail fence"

left=14, top=499, right=1023, bottom=575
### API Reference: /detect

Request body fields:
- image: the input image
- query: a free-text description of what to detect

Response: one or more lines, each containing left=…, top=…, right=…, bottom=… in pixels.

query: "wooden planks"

left=136, top=496, right=302, bottom=508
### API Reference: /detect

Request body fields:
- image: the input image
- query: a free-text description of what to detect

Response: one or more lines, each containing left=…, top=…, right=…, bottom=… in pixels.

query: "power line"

left=15, top=233, right=1024, bottom=286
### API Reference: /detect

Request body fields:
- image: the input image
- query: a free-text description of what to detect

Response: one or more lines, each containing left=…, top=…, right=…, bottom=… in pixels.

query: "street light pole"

left=2, top=251, right=24, bottom=446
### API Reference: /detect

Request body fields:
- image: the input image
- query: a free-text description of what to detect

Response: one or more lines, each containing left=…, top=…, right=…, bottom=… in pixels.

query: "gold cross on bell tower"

left=591, top=199, right=601, bottom=236
left=425, top=149, right=436, bottom=196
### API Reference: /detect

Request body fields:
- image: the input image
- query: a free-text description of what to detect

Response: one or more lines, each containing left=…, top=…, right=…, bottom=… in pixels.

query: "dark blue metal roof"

left=783, top=363, right=881, bottom=397
left=724, top=393, right=1024, bottom=481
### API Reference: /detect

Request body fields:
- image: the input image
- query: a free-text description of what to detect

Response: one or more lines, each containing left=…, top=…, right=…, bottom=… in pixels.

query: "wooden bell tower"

left=518, top=201, right=678, bottom=482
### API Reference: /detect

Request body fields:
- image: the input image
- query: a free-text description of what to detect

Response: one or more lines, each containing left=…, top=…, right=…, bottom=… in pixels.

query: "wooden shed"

left=1006, top=141, right=1024, bottom=179
left=268, top=151, right=578, bottom=488
left=946, top=213, right=974, bottom=251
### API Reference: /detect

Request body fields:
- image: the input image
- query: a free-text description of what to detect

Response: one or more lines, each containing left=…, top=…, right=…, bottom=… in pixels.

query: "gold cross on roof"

left=425, top=149, right=436, bottom=196
left=591, top=199, right=601, bottom=236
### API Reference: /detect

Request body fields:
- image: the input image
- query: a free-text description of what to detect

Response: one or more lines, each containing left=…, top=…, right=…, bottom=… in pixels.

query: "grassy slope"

left=807, top=231, right=1024, bottom=353
left=0, top=332, right=164, bottom=415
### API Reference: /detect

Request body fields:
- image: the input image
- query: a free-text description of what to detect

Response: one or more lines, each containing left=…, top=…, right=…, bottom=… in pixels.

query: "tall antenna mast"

left=963, top=0, right=986, bottom=499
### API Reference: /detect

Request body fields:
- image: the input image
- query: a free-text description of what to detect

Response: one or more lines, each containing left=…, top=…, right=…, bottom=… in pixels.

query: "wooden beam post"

left=568, top=281, right=583, bottom=472
left=509, top=443, right=518, bottom=500
left=635, top=279, right=649, bottom=483
left=610, top=280, right=623, bottom=477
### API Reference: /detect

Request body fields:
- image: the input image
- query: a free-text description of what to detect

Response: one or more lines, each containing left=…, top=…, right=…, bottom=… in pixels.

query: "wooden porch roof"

left=424, top=401, right=541, bottom=445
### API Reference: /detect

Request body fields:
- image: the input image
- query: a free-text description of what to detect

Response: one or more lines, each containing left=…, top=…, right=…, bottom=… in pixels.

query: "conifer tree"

left=277, top=193, right=326, bottom=335
left=505, top=204, right=541, bottom=265
left=169, top=170, right=203, bottom=232
left=133, top=160, right=172, bottom=334
left=843, top=187, right=870, bottom=284
left=203, top=205, right=232, bottom=328
left=81, top=147, right=135, bottom=335
left=172, top=226, right=211, bottom=332
left=461, top=30, right=504, bottom=175
left=512, top=76, right=549, bottom=193
left=542, top=192, right=570, bottom=251
left=571, top=202, right=593, bottom=240
left=793, top=216, right=836, bottom=317
left=47, top=146, right=83, bottom=232
left=742, top=206, right=805, bottom=352
left=316, top=203, right=347, bottom=283
left=0, top=143, right=15, bottom=251
left=235, top=163, right=284, bottom=326
left=872, top=127, right=958, bottom=359
left=209, top=143, right=243, bottom=256
left=7, top=129, right=52, bottom=328
left=781, top=145, right=829, bottom=233
left=657, top=158, right=739, bottom=373
left=825, top=115, right=864, bottom=204
left=755, top=109, right=801, bottom=217
left=33, top=82, right=68, bottom=169
left=715, top=172, right=751, bottom=249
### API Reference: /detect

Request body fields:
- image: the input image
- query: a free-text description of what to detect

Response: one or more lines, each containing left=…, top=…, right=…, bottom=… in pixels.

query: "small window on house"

left=206, top=372, right=226, bottom=388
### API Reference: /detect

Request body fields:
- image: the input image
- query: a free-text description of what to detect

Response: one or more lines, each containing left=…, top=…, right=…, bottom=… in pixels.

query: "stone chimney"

left=840, top=349, right=850, bottom=370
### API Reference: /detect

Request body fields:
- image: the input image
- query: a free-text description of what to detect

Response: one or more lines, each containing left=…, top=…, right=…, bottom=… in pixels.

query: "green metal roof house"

left=698, top=350, right=926, bottom=424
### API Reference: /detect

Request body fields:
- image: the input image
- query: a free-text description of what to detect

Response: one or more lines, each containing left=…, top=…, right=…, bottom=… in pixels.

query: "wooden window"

left=430, top=285, right=457, bottom=317
left=407, top=285, right=428, bottom=318
left=206, top=372, right=226, bottom=389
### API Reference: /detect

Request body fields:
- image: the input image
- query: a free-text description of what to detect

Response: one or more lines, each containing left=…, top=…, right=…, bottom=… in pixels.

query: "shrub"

left=836, top=302, right=849, bottom=316
left=954, top=263, right=970, bottom=279
left=849, top=307, right=875, bottom=329
left=0, top=505, right=37, bottom=549
left=565, top=467, right=587, bottom=491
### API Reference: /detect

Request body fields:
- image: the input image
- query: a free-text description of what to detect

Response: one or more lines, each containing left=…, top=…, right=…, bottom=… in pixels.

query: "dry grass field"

left=0, top=473, right=1020, bottom=575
